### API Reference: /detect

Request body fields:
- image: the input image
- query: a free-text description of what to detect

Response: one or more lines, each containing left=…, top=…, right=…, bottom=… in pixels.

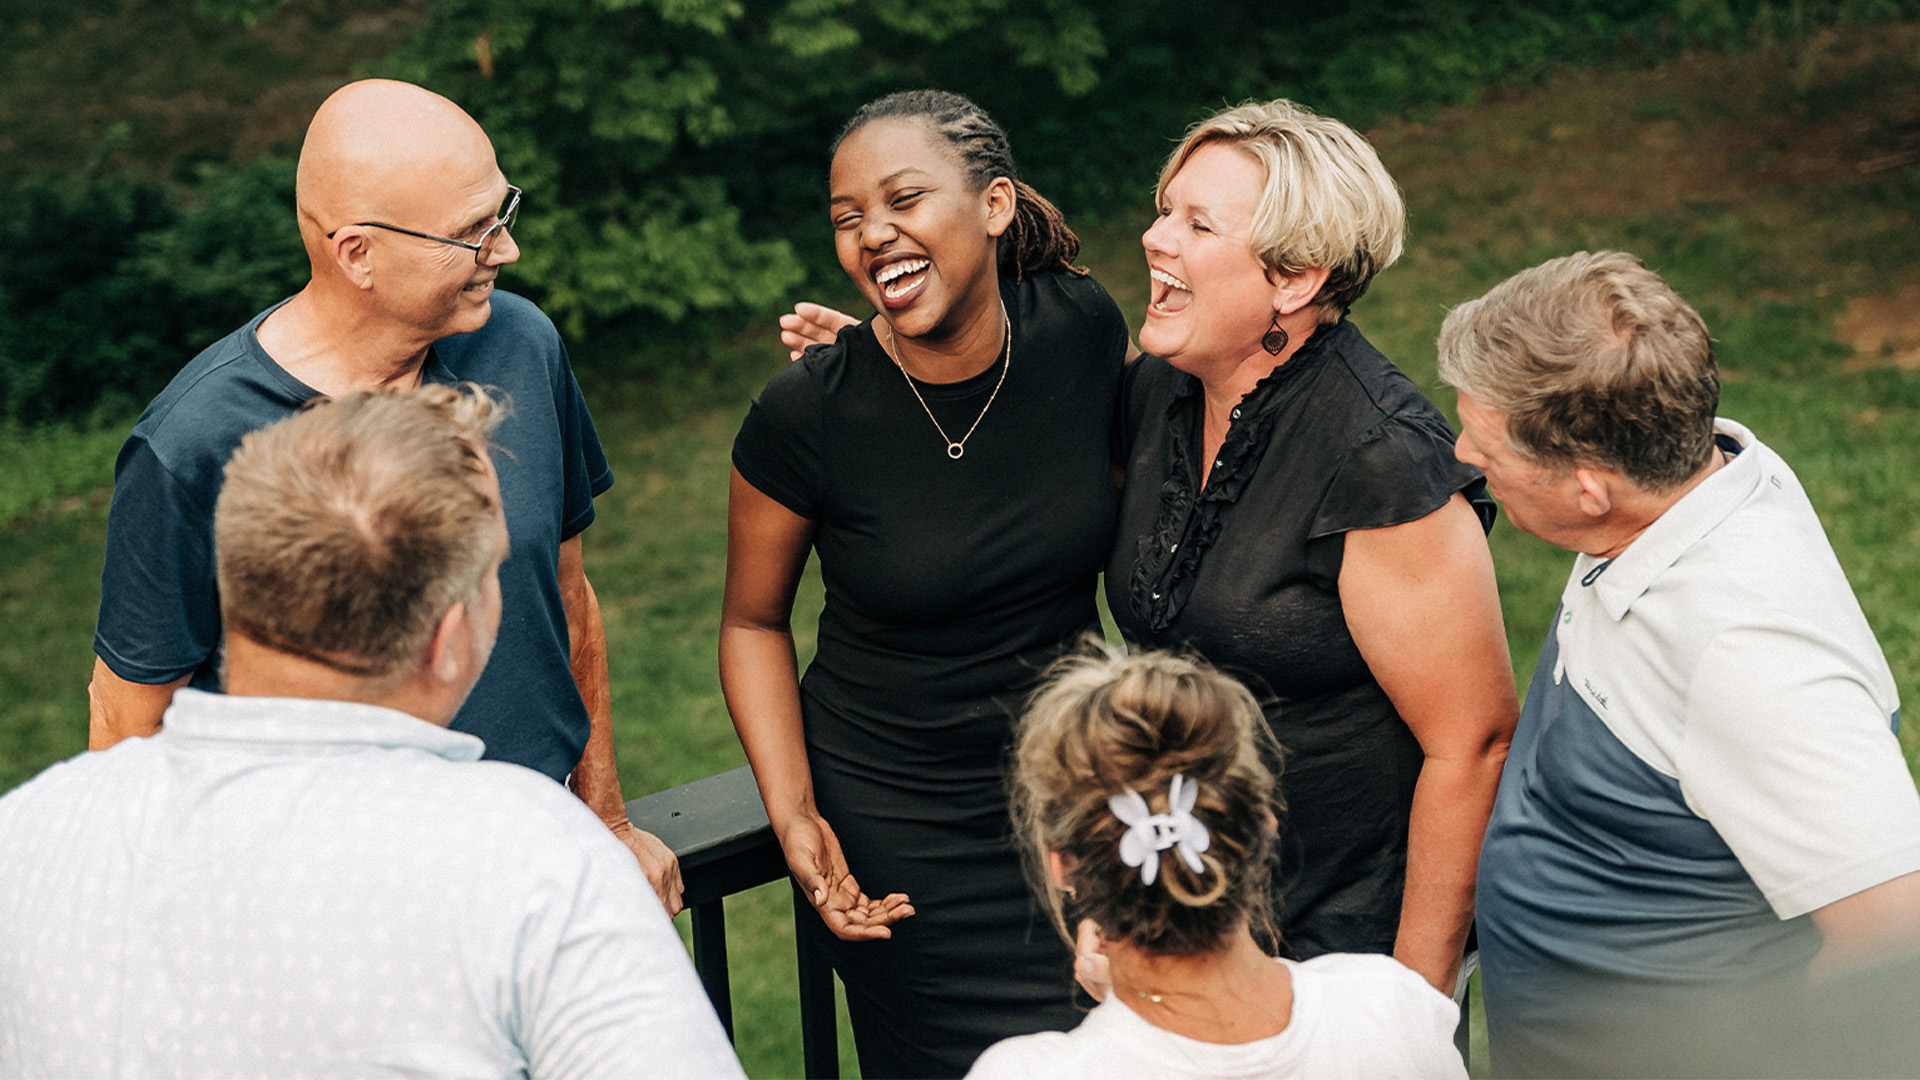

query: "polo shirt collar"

left=1581, top=418, right=1760, bottom=621
left=161, top=687, right=486, bottom=762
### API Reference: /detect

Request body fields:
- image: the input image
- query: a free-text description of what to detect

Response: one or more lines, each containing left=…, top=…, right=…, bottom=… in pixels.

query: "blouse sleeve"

left=730, top=346, right=829, bottom=520
left=1310, top=412, right=1489, bottom=541
left=1304, top=413, right=1492, bottom=585
left=1057, top=271, right=1135, bottom=467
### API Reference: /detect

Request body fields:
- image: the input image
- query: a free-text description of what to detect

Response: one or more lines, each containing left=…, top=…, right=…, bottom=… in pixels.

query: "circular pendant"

left=947, top=443, right=965, bottom=459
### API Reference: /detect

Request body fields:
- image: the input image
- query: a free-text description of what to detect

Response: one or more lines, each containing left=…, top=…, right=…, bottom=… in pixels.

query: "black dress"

left=732, top=271, right=1128, bottom=1078
left=1107, top=319, right=1493, bottom=960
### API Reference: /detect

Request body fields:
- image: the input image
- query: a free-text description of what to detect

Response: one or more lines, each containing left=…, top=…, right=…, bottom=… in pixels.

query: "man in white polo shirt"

left=1438, top=251, right=1920, bottom=1077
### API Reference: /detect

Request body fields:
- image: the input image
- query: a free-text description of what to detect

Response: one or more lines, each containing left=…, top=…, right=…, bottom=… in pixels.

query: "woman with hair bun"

left=721, top=89, right=1130, bottom=1076
left=969, top=645, right=1465, bottom=1079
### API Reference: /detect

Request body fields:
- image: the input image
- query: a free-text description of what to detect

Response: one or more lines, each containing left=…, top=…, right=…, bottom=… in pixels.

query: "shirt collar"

left=161, top=688, right=486, bottom=762
left=1579, top=418, right=1762, bottom=621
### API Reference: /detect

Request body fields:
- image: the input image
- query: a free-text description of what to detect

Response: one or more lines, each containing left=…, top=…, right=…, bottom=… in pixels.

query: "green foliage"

left=8, top=0, right=1920, bottom=429
left=371, top=0, right=1122, bottom=340
left=0, top=158, right=306, bottom=426
left=131, top=158, right=309, bottom=349
left=0, top=176, right=178, bottom=424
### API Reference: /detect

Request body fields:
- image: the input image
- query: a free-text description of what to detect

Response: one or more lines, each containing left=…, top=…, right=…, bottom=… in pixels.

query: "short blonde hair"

left=1012, top=640, right=1281, bottom=956
left=1436, top=251, right=1719, bottom=491
left=215, top=384, right=507, bottom=679
left=1156, top=99, right=1405, bottom=325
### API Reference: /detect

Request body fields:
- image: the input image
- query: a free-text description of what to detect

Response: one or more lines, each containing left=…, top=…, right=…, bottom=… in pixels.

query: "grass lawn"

left=3, top=18, right=1919, bottom=1079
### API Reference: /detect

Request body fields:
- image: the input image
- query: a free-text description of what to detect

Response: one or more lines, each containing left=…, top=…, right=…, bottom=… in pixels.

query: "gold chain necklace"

left=883, top=301, right=1011, bottom=460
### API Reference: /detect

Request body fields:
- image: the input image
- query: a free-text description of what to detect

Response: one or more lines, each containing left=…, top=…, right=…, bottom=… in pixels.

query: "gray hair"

left=1436, top=251, right=1719, bottom=490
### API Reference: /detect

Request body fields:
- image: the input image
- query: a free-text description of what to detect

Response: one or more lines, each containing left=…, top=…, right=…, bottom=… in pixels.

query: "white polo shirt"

left=1477, top=419, right=1920, bottom=1077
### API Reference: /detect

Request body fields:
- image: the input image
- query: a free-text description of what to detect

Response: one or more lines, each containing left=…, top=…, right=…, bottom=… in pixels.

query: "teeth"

left=876, top=258, right=929, bottom=286
left=1150, top=268, right=1190, bottom=292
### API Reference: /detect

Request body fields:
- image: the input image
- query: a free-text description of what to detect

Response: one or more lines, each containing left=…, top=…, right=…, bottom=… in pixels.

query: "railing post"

left=690, top=899, right=733, bottom=1040
left=793, top=883, right=840, bottom=1079
left=627, top=766, right=840, bottom=1072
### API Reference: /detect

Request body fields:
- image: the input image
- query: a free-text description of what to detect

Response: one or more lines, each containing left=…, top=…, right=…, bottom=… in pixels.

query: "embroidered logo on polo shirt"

left=1582, top=677, right=1610, bottom=710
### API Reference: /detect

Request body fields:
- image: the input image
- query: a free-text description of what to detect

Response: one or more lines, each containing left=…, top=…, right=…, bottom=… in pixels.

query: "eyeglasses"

left=327, top=185, right=522, bottom=265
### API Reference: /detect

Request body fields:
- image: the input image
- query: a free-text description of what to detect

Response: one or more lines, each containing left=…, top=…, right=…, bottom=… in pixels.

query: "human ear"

left=330, top=229, right=376, bottom=291
left=1048, top=850, right=1072, bottom=891
left=983, top=176, right=1017, bottom=239
left=1270, top=265, right=1332, bottom=317
left=1572, top=468, right=1615, bottom=518
left=426, top=601, right=471, bottom=686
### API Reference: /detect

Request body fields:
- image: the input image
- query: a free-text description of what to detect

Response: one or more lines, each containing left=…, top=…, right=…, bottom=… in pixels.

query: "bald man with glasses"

left=89, top=79, right=683, bottom=914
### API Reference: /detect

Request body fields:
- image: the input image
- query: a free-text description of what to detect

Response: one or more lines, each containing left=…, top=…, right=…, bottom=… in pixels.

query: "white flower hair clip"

left=1109, top=774, right=1211, bottom=887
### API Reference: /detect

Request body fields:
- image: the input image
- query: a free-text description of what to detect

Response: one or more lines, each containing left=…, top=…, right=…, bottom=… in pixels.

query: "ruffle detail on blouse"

left=1126, top=323, right=1347, bottom=631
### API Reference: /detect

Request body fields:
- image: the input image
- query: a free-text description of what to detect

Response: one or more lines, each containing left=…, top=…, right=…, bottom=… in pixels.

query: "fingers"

left=777, top=303, right=860, bottom=358
left=656, top=857, right=686, bottom=918
left=812, top=872, right=913, bottom=940
left=778, top=813, right=913, bottom=940
left=625, top=827, right=685, bottom=917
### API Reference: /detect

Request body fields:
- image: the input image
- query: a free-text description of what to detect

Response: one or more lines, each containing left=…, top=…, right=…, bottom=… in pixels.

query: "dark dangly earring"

left=1262, top=311, right=1289, bottom=356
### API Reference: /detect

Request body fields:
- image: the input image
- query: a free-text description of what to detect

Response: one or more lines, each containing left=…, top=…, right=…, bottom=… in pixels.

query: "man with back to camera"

left=0, top=385, right=743, bottom=1077
left=86, top=78, right=681, bottom=911
left=1439, top=251, right=1920, bottom=1076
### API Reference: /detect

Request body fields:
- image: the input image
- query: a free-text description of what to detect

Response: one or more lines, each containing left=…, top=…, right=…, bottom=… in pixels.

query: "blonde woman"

left=785, top=98, right=1517, bottom=995
left=968, top=645, right=1464, bottom=1079
left=1108, top=100, right=1514, bottom=995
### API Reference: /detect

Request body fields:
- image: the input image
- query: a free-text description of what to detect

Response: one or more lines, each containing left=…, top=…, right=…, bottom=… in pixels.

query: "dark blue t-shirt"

left=94, top=291, right=613, bottom=781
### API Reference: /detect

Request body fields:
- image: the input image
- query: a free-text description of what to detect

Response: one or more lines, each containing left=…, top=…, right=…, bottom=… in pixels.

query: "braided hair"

left=832, top=90, right=1086, bottom=280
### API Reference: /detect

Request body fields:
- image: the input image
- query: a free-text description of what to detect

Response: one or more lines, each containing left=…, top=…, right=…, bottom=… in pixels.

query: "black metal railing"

left=626, top=767, right=841, bottom=1079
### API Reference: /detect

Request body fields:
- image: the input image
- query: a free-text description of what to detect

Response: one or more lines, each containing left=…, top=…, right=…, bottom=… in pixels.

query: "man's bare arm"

left=559, top=535, right=685, bottom=916
left=88, top=658, right=187, bottom=750
left=1810, top=870, right=1920, bottom=977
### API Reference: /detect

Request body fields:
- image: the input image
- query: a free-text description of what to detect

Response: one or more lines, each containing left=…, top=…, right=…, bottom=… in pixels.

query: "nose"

left=1453, top=434, right=1482, bottom=467
left=484, top=227, right=521, bottom=267
left=860, top=212, right=898, bottom=251
left=1142, top=213, right=1174, bottom=258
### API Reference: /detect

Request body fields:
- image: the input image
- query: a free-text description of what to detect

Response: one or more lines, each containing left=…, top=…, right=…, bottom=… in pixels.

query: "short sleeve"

left=1066, top=272, right=1131, bottom=373
left=514, top=812, right=744, bottom=1079
left=553, top=347, right=613, bottom=540
left=1302, top=414, right=1491, bottom=586
left=93, top=436, right=220, bottom=684
left=1304, top=954, right=1467, bottom=1079
left=732, top=351, right=828, bottom=519
left=1310, top=414, right=1486, bottom=542
left=1678, top=623, right=1920, bottom=918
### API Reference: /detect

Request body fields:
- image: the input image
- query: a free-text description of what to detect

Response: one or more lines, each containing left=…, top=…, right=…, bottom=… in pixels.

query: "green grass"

left=3, top=18, right=1920, bottom=1079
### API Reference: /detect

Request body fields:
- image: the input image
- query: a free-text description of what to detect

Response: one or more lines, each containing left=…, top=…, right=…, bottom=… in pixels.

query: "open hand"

left=779, top=303, right=862, bottom=360
left=778, top=811, right=913, bottom=940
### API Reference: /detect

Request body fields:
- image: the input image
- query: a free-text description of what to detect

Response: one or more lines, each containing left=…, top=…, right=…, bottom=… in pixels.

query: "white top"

left=965, top=953, right=1464, bottom=1080
left=1551, top=419, right=1917, bottom=917
left=0, top=690, right=744, bottom=1079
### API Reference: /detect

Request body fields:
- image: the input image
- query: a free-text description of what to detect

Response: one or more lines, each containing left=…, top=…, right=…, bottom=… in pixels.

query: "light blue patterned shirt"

left=0, top=689, right=743, bottom=1079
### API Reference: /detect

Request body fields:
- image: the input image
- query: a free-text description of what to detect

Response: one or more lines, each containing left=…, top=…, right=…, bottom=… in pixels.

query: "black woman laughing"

left=719, top=90, right=1130, bottom=1078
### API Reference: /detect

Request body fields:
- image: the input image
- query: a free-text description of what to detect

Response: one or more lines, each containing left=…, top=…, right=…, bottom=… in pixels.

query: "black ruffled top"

left=1107, top=318, right=1493, bottom=959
